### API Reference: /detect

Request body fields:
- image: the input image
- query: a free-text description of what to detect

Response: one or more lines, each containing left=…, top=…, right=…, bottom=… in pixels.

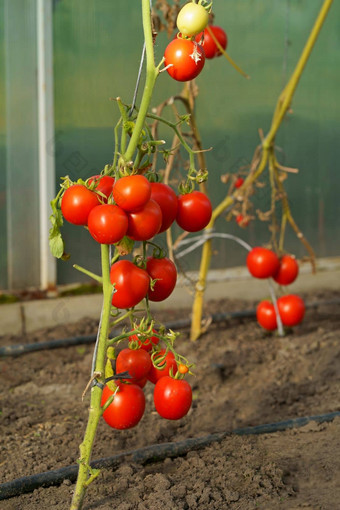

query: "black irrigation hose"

left=1, top=299, right=339, bottom=358
left=0, top=310, right=255, bottom=357
left=0, top=411, right=339, bottom=501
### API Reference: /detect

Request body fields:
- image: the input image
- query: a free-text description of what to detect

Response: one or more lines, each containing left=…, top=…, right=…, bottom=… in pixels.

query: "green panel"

left=0, top=0, right=6, bottom=287
left=4, top=0, right=40, bottom=289
left=53, top=0, right=340, bottom=282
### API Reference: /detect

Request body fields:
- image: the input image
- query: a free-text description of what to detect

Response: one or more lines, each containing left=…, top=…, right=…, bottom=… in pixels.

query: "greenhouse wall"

left=0, top=0, right=339, bottom=290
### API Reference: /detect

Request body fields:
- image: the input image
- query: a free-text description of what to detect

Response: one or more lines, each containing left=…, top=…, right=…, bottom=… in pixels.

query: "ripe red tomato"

left=236, top=214, right=249, bottom=227
left=277, top=294, right=305, bottom=327
left=87, top=204, right=128, bottom=244
left=148, top=349, right=178, bottom=384
left=127, top=199, right=162, bottom=241
left=176, top=191, right=212, bottom=232
left=150, top=183, right=178, bottom=232
left=273, top=255, right=299, bottom=286
left=116, top=347, right=152, bottom=384
left=146, top=257, right=177, bottom=302
left=88, top=175, right=115, bottom=201
left=256, top=300, right=277, bottom=331
left=246, top=247, right=280, bottom=279
left=110, top=260, right=150, bottom=309
left=153, top=376, right=192, bottom=420
left=234, top=177, right=244, bottom=189
left=129, top=329, right=159, bottom=352
left=164, top=38, right=205, bottom=82
left=196, top=25, right=228, bottom=59
left=61, top=184, right=99, bottom=225
left=176, top=3, right=209, bottom=37
left=101, top=383, right=145, bottom=430
left=113, top=175, right=151, bottom=212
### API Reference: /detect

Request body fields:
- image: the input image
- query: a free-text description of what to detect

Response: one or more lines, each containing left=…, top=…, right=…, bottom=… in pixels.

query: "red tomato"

left=246, top=247, right=280, bottom=279
left=146, top=257, right=177, bottom=302
left=116, top=347, right=152, bottom=384
left=164, top=38, right=205, bottom=82
left=196, top=25, right=228, bottom=59
left=176, top=3, right=209, bottom=37
left=236, top=214, right=249, bottom=227
left=150, top=183, right=178, bottom=232
left=176, top=191, right=212, bottom=232
left=88, top=175, right=115, bottom=201
left=153, top=376, right=192, bottom=420
left=101, top=383, right=145, bottom=430
left=234, top=177, right=244, bottom=189
left=61, top=184, right=99, bottom=225
left=129, top=329, right=159, bottom=352
left=256, top=300, right=277, bottom=331
left=127, top=199, right=162, bottom=241
left=110, top=260, right=150, bottom=309
left=277, top=294, right=305, bottom=327
left=113, top=175, right=151, bottom=212
left=87, top=204, right=128, bottom=244
left=273, top=255, right=299, bottom=286
left=148, top=349, right=178, bottom=384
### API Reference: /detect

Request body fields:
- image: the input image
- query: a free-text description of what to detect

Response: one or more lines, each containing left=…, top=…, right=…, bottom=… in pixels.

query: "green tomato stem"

left=122, top=0, right=158, bottom=166
left=70, top=245, right=112, bottom=510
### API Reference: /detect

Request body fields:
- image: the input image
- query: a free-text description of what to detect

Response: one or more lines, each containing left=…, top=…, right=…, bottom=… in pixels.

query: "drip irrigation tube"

left=0, top=299, right=339, bottom=358
left=0, top=411, right=339, bottom=501
left=0, top=310, right=255, bottom=357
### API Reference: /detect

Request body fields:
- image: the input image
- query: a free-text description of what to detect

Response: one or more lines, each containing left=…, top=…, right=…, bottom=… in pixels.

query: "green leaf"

left=49, top=232, right=65, bottom=259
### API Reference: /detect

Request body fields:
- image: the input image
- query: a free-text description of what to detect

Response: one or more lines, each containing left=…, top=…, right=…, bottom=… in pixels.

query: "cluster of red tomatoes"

left=61, top=174, right=212, bottom=308
left=101, top=334, right=192, bottom=430
left=164, top=2, right=227, bottom=82
left=61, top=175, right=212, bottom=244
left=246, top=247, right=306, bottom=331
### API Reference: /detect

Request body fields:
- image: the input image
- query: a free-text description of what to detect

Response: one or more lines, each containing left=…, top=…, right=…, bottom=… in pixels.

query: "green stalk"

left=70, top=245, right=112, bottom=509
left=121, top=0, right=158, bottom=165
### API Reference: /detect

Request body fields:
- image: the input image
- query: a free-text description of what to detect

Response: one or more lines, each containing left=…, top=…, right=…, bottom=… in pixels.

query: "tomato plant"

left=153, top=376, right=192, bottom=420
left=110, top=260, right=150, bottom=309
left=277, top=294, right=305, bottom=327
left=164, top=38, right=205, bottom=82
left=176, top=2, right=209, bottom=37
left=113, top=174, right=151, bottom=212
left=116, top=347, right=152, bottom=384
left=273, top=255, right=299, bottom=285
left=150, top=182, right=178, bottom=233
left=101, top=383, right=145, bottom=430
left=61, top=184, right=99, bottom=226
left=256, top=300, right=277, bottom=331
left=148, top=349, right=178, bottom=384
left=246, top=247, right=280, bottom=279
left=196, top=25, right=228, bottom=59
left=87, top=204, right=128, bottom=244
left=176, top=191, right=212, bottom=232
left=146, top=257, right=177, bottom=302
left=126, top=199, right=162, bottom=241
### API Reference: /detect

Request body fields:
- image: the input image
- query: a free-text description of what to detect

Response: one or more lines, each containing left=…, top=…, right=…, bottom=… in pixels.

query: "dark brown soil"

left=0, top=290, right=340, bottom=509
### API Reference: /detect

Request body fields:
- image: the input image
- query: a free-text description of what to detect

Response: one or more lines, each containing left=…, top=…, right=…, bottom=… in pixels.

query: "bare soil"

left=0, top=290, right=339, bottom=510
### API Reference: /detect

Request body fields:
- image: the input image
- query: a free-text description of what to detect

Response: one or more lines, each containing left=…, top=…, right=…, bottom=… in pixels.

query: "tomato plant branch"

left=71, top=245, right=112, bottom=509
left=121, top=0, right=158, bottom=166
left=190, top=0, right=332, bottom=340
left=73, top=264, right=103, bottom=284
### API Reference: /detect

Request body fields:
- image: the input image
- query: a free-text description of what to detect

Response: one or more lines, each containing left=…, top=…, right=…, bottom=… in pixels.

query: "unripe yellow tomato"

left=176, top=3, right=209, bottom=37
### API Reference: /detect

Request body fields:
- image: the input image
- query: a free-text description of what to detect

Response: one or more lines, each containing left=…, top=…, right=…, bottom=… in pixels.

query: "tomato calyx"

left=189, top=42, right=204, bottom=64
